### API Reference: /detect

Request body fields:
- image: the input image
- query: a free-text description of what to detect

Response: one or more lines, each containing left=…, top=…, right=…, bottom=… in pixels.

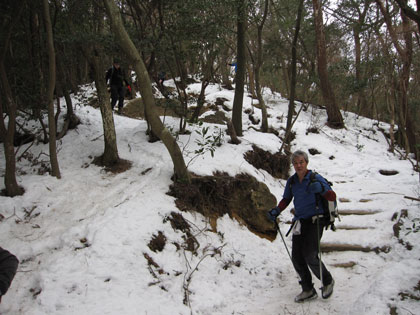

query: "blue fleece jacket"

left=283, top=170, right=331, bottom=220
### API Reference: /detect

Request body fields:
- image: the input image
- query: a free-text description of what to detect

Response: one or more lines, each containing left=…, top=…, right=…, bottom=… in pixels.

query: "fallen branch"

left=404, top=195, right=420, bottom=202
left=369, top=192, right=404, bottom=195
left=17, top=137, right=36, bottom=161
left=182, top=244, right=226, bottom=310
left=378, top=127, right=419, bottom=173
left=90, top=133, right=104, bottom=141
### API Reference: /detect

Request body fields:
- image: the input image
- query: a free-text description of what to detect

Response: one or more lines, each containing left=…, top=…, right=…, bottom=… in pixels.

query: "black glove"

left=267, top=207, right=281, bottom=222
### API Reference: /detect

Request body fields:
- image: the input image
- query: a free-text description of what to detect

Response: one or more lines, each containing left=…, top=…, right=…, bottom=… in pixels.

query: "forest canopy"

left=1, top=0, right=419, bottom=197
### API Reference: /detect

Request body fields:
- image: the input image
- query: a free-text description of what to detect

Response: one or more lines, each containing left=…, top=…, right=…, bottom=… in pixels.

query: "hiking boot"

left=294, top=288, right=317, bottom=303
left=322, top=279, right=334, bottom=299
left=118, top=107, right=122, bottom=115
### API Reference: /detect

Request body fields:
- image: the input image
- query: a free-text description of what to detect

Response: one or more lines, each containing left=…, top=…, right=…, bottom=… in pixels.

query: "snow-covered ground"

left=1, top=80, right=419, bottom=314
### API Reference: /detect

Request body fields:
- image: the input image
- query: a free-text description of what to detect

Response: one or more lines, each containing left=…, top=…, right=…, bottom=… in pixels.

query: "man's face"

left=292, top=155, right=308, bottom=177
left=114, top=62, right=120, bottom=68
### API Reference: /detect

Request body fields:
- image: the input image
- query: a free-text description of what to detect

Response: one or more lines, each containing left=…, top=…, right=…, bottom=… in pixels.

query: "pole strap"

left=285, top=220, right=296, bottom=237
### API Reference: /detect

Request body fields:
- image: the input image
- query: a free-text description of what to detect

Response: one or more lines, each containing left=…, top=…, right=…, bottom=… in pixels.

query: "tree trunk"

left=312, top=0, right=344, bottom=129
left=88, top=2, right=120, bottom=166
left=227, top=120, right=241, bottom=145
left=280, top=59, right=290, bottom=98
left=374, top=25, right=400, bottom=154
left=191, top=48, right=216, bottom=122
left=166, top=40, right=189, bottom=134
left=0, top=2, right=25, bottom=196
left=56, top=52, right=80, bottom=132
left=232, top=0, right=247, bottom=137
left=394, top=0, right=420, bottom=33
left=55, top=59, right=69, bottom=141
left=92, top=52, right=120, bottom=165
left=247, top=63, right=256, bottom=100
left=255, top=0, right=269, bottom=133
left=0, top=74, right=24, bottom=197
left=386, top=86, right=396, bottom=153
left=221, top=46, right=234, bottom=89
left=191, top=80, right=209, bottom=123
left=354, top=26, right=368, bottom=117
left=399, top=5, right=416, bottom=159
left=376, top=0, right=416, bottom=158
left=103, top=0, right=190, bottom=183
left=43, top=0, right=61, bottom=178
left=284, top=0, right=304, bottom=149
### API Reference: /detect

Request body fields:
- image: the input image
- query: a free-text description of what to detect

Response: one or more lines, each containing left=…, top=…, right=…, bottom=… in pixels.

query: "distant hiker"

left=228, top=61, right=237, bottom=73
left=267, top=150, right=336, bottom=303
left=158, top=71, right=166, bottom=87
left=105, top=58, right=131, bottom=114
left=227, top=61, right=237, bottom=84
left=0, top=247, right=19, bottom=304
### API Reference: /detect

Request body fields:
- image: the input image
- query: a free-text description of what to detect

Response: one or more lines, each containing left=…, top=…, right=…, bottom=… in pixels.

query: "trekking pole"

left=274, top=219, right=301, bottom=281
left=316, top=215, right=324, bottom=290
left=274, top=220, right=293, bottom=263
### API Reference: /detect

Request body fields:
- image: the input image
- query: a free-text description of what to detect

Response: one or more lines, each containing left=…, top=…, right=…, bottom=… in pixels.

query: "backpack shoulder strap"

left=309, top=171, right=317, bottom=183
left=308, top=171, right=320, bottom=190
left=289, top=175, right=295, bottom=186
left=309, top=171, right=329, bottom=189
left=287, top=175, right=295, bottom=196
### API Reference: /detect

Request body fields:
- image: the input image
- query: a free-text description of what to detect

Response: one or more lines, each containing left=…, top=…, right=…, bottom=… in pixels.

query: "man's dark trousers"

left=291, top=219, right=333, bottom=291
left=110, top=85, right=125, bottom=110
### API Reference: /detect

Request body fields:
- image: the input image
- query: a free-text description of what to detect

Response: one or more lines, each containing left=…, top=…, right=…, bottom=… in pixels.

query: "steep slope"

left=0, top=82, right=418, bottom=315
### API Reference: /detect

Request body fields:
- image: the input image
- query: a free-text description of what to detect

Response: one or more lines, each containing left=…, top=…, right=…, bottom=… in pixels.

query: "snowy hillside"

left=0, top=80, right=419, bottom=315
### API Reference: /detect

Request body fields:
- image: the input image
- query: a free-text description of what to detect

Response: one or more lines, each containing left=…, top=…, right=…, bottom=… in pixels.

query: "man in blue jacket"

left=0, top=247, right=19, bottom=303
left=268, top=150, right=335, bottom=302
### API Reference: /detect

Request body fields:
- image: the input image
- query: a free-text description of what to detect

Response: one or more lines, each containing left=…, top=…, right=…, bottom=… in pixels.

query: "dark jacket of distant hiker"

left=0, top=247, right=19, bottom=303
left=105, top=59, right=130, bottom=111
left=106, top=65, right=128, bottom=88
